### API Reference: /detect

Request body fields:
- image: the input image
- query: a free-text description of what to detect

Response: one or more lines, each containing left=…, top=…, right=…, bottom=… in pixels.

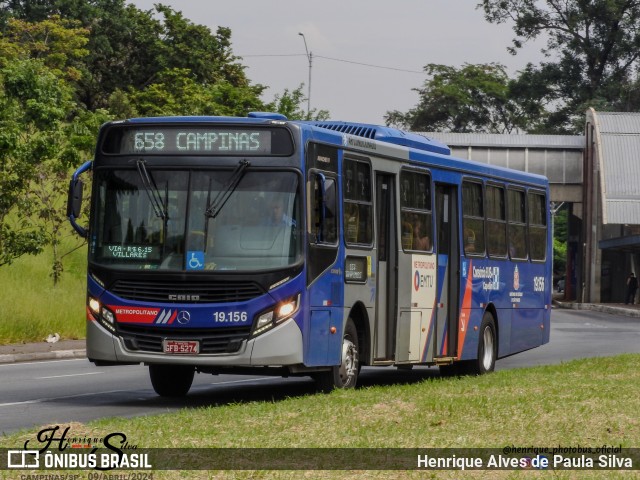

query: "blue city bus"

left=67, top=113, right=551, bottom=397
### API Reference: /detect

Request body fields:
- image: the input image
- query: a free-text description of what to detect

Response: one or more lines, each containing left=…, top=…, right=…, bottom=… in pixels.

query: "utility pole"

left=298, top=32, right=312, bottom=118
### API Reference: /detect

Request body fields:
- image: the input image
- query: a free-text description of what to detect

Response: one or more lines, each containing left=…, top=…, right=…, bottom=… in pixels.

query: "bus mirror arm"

left=67, top=160, right=92, bottom=238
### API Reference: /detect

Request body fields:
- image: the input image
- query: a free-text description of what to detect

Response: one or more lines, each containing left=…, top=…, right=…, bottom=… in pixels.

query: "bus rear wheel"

left=314, top=319, right=359, bottom=393
left=467, top=312, right=497, bottom=375
left=149, top=364, right=195, bottom=397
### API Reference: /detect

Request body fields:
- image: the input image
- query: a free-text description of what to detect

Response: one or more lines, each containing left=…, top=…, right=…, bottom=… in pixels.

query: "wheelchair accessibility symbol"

left=186, top=251, right=205, bottom=270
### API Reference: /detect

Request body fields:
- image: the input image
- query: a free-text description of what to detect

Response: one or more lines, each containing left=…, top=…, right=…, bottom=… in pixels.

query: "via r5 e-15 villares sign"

left=68, top=112, right=551, bottom=396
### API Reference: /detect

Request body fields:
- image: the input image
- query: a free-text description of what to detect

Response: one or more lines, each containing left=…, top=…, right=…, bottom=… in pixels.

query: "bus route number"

left=213, top=311, right=248, bottom=323
left=533, top=276, right=545, bottom=292
left=135, top=132, right=165, bottom=151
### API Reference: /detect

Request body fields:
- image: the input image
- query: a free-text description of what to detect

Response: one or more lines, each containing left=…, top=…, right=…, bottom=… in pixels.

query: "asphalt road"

left=1, top=307, right=640, bottom=435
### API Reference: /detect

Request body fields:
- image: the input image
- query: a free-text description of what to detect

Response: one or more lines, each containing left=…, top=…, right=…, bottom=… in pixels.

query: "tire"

left=467, top=312, right=497, bottom=375
left=149, top=364, right=195, bottom=397
left=314, top=319, right=359, bottom=393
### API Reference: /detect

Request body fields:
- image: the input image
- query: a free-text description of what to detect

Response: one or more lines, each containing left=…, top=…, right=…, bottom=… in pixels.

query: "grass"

left=0, top=238, right=87, bottom=344
left=1, top=354, right=639, bottom=479
left=0, top=229, right=637, bottom=478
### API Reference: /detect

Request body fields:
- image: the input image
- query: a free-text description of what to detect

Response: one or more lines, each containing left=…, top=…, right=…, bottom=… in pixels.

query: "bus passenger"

left=413, top=218, right=431, bottom=251
left=464, top=228, right=476, bottom=253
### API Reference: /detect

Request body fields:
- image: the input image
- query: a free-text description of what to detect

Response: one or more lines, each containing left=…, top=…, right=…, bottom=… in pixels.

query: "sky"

left=128, top=0, right=545, bottom=125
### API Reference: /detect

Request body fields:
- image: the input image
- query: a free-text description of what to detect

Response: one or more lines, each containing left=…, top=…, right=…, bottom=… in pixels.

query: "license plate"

left=162, top=340, right=199, bottom=354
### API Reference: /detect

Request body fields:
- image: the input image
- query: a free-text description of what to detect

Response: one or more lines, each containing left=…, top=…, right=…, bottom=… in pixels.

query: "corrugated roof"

left=589, top=110, right=640, bottom=224
left=606, top=200, right=640, bottom=224
left=594, top=112, right=640, bottom=134
left=600, top=135, right=640, bottom=199
left=417, top=132, right=584, bottom=149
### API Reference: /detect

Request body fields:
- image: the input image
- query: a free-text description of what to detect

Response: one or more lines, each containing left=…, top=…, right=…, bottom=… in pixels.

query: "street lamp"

left=298, top=32, right=312, bottom=118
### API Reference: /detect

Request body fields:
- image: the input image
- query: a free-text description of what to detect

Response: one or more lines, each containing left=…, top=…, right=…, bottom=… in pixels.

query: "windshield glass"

left=91, top=168, right=301, bottom=271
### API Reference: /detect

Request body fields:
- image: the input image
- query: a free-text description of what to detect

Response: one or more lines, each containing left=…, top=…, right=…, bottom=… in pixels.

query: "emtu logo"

left=414, top=270, right=434, bottom=291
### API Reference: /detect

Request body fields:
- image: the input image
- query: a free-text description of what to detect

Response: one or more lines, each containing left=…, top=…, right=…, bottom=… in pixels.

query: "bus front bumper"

left=86, top=318, right=304, bottom=366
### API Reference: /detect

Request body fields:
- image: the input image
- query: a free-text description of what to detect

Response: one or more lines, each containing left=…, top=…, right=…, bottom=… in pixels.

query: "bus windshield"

left=91, top=168, right=301, bottom=271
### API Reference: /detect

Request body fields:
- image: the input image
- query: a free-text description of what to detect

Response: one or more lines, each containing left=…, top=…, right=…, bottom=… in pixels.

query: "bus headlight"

left=87, top=296, right=116, bottom=333
left=88, top=297, right=101, bottom=316
left=252, top=294, right=300, bottom=337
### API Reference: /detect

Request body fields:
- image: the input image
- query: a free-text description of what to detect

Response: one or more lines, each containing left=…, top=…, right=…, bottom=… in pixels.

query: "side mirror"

left=67, top=178, right=83, bottom=219
left=67, top=160, right=92, bottom=238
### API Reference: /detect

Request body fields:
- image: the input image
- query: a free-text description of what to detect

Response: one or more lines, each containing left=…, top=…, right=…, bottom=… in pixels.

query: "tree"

left=267, top=84, right=330, bottom=120
left=0, top=15, right=89, bottom=83
left=0, top=58, right=74, bottom=267
left=122, top=68, right=266, bottom=117
left=38, top=107, right=111, bottom=284
left=385, top=63, right=533, bottom=133
left=0, top=15, right=101, bottom=278
left=481, top=0, right=640, bottom=132
left=1, top=1, right=261, bottom=111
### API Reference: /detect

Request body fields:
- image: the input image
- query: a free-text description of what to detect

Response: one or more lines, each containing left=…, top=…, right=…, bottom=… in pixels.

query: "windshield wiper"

left=136, top=159, right=167, bottom=219
left=205, top=159, right=250, bottom=219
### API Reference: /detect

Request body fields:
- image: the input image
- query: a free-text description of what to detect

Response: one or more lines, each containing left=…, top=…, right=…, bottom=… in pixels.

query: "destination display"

left=103, top=126, right=294, bottom=155
left=345, top=256, right=367, bottom=283
left=101, top=245, right=161, bottom=261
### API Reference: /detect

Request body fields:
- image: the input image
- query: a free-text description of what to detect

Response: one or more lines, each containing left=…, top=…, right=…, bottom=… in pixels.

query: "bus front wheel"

left=314, top=319, right=359, bottom=393
left=149, top=364, right=195, bottom=397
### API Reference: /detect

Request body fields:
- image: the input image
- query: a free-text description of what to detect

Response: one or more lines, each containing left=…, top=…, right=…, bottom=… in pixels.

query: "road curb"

left=553, top=300, right=640, bottom=318
left=0, top=349, right=86, bottom=364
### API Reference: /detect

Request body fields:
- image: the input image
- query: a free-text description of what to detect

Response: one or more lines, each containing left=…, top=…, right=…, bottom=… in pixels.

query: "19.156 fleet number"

left=213, top=311, right=248, bottom=323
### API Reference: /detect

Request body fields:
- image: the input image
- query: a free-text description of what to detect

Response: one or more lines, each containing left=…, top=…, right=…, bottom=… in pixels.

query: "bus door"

left=434, top=183, right=460, bottom=359
left=374, top=172, right=398, bottom=361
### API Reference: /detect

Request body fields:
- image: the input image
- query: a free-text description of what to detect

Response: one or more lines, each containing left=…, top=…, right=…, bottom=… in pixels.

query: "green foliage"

left=1, top=1, right=264, bottom=111
left=385, top=63, right=531, bottom=133
left=3, top=354, right=638, bottom=470
left=554, top=236, right=567, bottom=274
left=267, top=84, right=330, bottom=120
left=553, top=208, right=568, bottom=275
left=0, top=15, right=89, bottom=82
left=481, top=0, right=640, bottom=133
left=389, top=1, right=640, bottom=134
left=0, top=240, right=86, bottom=343
left=0, top=2, right=284, bottom=280
left=124, top=68, right=265, bottom=117
left=0, top=58, right=74, bottom=267
left=152, top=5, right=248, bottom=87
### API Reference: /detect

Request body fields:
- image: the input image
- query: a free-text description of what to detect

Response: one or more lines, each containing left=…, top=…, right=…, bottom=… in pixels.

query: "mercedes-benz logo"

left=177, top=310, right=191, bottom=325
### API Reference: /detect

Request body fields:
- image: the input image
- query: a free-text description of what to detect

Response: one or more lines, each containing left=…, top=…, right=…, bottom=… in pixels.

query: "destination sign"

left=344, top=256, right=367, bottom=283
left=103, top=126, right=293, bottom=155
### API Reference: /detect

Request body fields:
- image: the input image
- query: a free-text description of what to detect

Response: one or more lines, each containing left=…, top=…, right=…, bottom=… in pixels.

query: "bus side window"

left=462, top=180, right=485, bottom=256
left=310, top=173, right=337, bottom=244
left=345, top=202, right=359, bottom=243
left=528, top=191, right=547, bottom=261
left=400, top=169, right=432, bottom=252
left=486, top=184, right=507, bottom=257
left=343, top=158, right=373, bottom=246
left=507, top=188, right=528, bottom=260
